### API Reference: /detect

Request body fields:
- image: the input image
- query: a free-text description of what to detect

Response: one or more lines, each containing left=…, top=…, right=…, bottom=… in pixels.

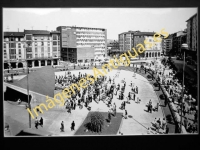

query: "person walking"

left=162, top=118, right=166, bottom=130
left=108, top=110, right=112, bottom=123
left=184, top=118, right=188, bottom=129
left=35, top=117, right=39, bottom=129
left=60, top=121, right=64, bottom=132
left=128, top=92, right=131, bottom=100
left=113, top=103, right=116, bottom=117
left=123, top=101, right=126, bottom=109
left=39, top=117, right=43, bottom=127
left=133, top=93, right=136, bottom=101
left=165, top=125, right=169, bottom=134
left=136, top=86, right=138, bottom=94
left=123, top=110, right=128, bottom=119
left=71, top=121, right=75, bottom=131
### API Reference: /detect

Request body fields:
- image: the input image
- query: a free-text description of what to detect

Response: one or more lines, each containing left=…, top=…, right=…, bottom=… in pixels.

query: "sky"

left=3, top=8, right=197, bottom=40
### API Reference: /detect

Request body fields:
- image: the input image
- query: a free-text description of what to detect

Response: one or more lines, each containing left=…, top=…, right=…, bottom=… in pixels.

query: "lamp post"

left=26, top=40, right=32, bottom=128
left=180, top=43, right=188, bottom=133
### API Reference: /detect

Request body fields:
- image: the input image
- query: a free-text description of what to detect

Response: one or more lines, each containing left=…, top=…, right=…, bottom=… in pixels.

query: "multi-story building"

left=107, top=40, right=119, bottom=56
left=3, top=32, right=25, bottom=69
left=3, top=30, right=60, bottom=69
left=186, top=13, right=197, bottom=52
left=118, top=31, right=162, bottom=59
left=171, top=31, right=187, bottom=56
left=162, top=34, right=173, bottom=55
left=56, top=26, right=107, bottom=62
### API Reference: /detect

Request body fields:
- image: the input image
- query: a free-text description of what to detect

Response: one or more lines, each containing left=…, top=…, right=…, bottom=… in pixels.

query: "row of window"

left=95, top=50, right=105, bottom=52
left=77, top=59, right=94, bottom=63
left=94, top=47, right=106, bottom=49
left=33, top=41, right=60, bottom=46
left=27, top=53, right=59, bottom=59
left=77, top=43, right=105, bottom=45
left=5, top=48, right=60, bottom=55
left=76, top=36, right=105, bottom=38
left=4, top=54, right=60, bottom=59
left=76, top=39, right=105, bottom=42
left=76, top=32, right=105, bottom=35
left=26, top=35, right=60, bottom=40
left=4, top=42, right=59, bottom=48
left=76, top=35, right=105, bottom=38
left=4, top=38, right=24, bottom=42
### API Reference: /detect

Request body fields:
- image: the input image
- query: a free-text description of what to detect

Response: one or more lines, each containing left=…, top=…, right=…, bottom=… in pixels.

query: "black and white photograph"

left=3, top=8, right=198, bottom=136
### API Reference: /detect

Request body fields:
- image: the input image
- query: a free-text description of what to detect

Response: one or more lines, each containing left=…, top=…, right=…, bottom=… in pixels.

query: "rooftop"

left=134, top=32, right=155, bottom=36
left=4, top=32, right=24, bottom=37
left=24, top=30, right=50, bottom=35
left=119, top=31, right=156, bottom=36
left=57, top=26, right=105, bottom=31
left=50, top=31, right=60, bottom=34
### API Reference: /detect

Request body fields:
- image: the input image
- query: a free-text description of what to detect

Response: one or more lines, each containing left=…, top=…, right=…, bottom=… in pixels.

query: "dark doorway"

left=34, top=60, right=39, bottom=67
left=10, top=63, right=16, bottom=68
left=53, top=59, right=57, bottom=65
left=18, top=62, right=23, bottom=68
left=41, top=60, right=45, bottom=66
left=27, top=61, right=32, bottom=68
left=47, top=60, right=51, bottom=66
left=4, top=63, right=9, bottom=69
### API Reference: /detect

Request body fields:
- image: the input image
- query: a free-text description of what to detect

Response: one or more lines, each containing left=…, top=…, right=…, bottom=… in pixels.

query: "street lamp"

left=180, top=43, right=188, bottom=133
left=26, top=40, right=32, bottom=128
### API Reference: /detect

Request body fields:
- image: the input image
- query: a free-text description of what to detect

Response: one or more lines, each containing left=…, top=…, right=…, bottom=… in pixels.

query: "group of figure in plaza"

left=26, top=56, right=198, bottom=134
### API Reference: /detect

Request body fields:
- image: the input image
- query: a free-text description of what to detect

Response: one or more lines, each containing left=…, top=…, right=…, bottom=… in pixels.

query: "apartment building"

left=57, top=26, right=107, bottom=62
left=186, top=13, right=197, bottom=52
left=162, top=34, right=173, bottom=55
left=107, top=40, right=119, bottom=56
left=171, top=31, right=187, bottom=56
left=3, top=32, right=25, bottom=69
left=3, top=30, right=60, bottom=69
left=118, top=31, right=162, bottom=59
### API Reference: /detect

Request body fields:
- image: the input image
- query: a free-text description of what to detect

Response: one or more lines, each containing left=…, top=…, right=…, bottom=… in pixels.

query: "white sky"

left=3, top=8, right=197, bottom=39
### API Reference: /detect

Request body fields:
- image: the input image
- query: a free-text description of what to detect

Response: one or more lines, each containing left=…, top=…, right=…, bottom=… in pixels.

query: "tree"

left=87, top=112, right=104, bottom=133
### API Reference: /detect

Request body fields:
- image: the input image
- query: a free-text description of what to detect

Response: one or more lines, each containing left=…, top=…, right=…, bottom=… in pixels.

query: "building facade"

left=171, top=31, right=187, bottom=56
left=3, top=32, right=25, bottom=69
left=186, top=13, right=197, bottom=52
left=3, top=30, right=60, bottom=69
left=118, top=31, right=162, bottom=59
left=57, top=26, right=107, bottom=62
left=61, top=47, right=95, bottom=64
left=107, top=40, right=119, bottom=56
left=162, top=34, right=173, bottom=55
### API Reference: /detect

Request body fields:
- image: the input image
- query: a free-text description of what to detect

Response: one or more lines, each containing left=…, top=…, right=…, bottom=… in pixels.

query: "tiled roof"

left=24, top=30, right=50, bottom=35
left=4, top=32, right=24, bottom=37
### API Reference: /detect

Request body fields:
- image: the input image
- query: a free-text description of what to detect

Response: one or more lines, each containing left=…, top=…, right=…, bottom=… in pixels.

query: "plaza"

left=4, top=58, right=170, bottom=136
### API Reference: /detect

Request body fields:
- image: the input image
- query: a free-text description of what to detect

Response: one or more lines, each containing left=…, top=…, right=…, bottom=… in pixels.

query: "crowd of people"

left=146, top=58, right=198, bottom=133
left=54, top=65, right=168, bottom=135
